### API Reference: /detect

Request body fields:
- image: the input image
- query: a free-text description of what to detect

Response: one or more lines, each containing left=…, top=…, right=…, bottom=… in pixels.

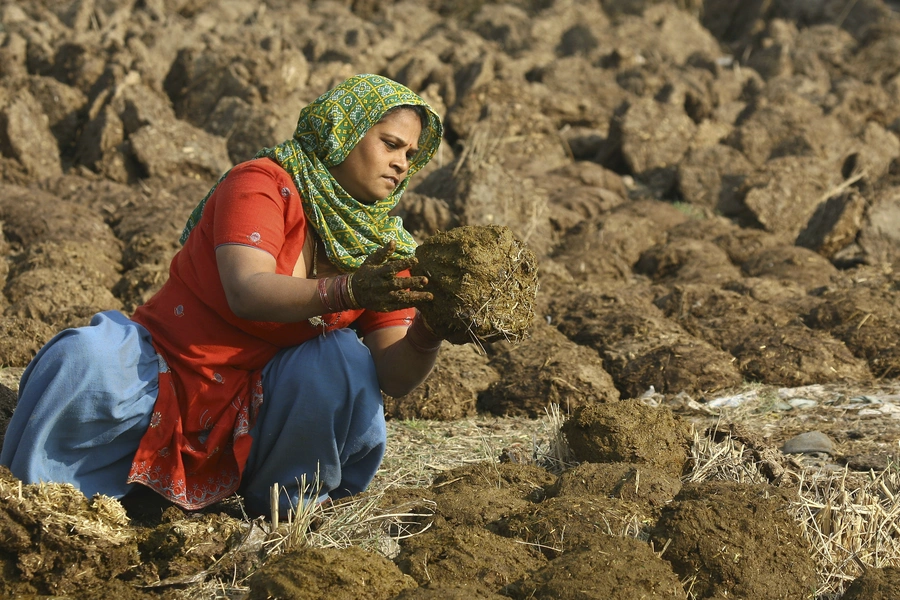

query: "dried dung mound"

left=550, top=286, right=745, bottom=397
left=546, top=461, right=682, bottom=509
left=137, top=508, right=246, bottom=583
left=804, top=287, right=900, bottom=378
left=0, top=384, right=15, bottom=451
left=490, top=495, right=653, bottom=559
left=649, top=481, right=818, bottom=600
left=10, top=240, right=121, bottom=289
left=655, top=282, right=799, bottom=345
left=541, top=161, right=628, bottom=232
left=247, top=545, right=416, bottom=600
left=503, top=534, right=689, bottom=600
left=654, top=282, right=872, bottom=385
left=384, top=343, right=499, bottom=421
left=394, top=583, right=510, bottom=599
left=548, top=219, right=635, bottom=284
left=429, top=462, right=555, bottom=500
left=426, top=462, right=553, bottom=530
left=412, top=225, right=538, bottom=345
left=0, top=316, right=57, bottom=368
left=478, top=320, right=619, bottom=418
left=635, top=237, right=743, bottom=285
left=0, top=466, right=138, bottom=597
left=741, top=246, right=839, bottom=289
left=551, top=200, right=690, bottom=285
left=842, top=566, right=900, bottom=600
left=859, top=187, right=900, bottom=272
left=560, top=400, right=691, bottom=477
left=5, top=268, right=122, bottom=323
left=730, top=325, right=872, bottom=386
left=614, top=338, right=745, bottom=398
left=396, top=526, right=546, bottom=592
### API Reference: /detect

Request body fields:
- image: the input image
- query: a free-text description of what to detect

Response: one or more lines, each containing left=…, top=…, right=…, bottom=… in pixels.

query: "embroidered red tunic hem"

left=128, top=159, right=414, bottom=510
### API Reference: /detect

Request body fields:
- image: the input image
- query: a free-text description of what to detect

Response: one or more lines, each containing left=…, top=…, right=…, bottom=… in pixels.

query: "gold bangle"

left=346, top=273, right=360, bottom=309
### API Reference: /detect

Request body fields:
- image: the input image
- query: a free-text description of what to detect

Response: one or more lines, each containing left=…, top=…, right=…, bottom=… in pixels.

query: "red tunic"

left=127, top=158, right=414, bottom=509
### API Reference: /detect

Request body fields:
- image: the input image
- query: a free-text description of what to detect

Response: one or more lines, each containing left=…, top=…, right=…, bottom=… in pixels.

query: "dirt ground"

left=1, top=0, right=900, bottom=598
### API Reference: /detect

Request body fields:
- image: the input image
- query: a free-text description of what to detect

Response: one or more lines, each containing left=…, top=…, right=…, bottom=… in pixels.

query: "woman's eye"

left=384, top=140, right=397, bottom=149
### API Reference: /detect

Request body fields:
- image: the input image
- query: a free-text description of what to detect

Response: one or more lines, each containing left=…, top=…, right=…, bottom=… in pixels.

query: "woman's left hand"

left=351, top=241, right=433, bottom=312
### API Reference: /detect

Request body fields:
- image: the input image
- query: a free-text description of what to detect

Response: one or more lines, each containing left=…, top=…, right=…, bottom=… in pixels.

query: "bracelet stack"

left=406, top=310, right=443, bottom=353
left=317, top=274, right=361, bottom=313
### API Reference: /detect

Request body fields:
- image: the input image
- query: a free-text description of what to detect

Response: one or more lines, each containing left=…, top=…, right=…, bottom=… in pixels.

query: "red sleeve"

left=355, top=306, right=416, bottom=336
left=212, top=159, right=298, bottom=259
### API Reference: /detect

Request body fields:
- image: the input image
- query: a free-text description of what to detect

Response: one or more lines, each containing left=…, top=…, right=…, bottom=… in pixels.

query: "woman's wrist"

left=317, top=275, right=360, bottom=313
left=406, top=310, right=443, bottom=353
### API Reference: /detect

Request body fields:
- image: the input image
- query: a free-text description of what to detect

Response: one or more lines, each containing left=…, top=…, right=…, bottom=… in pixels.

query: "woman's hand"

left=351, top=240, right=433, bottom=312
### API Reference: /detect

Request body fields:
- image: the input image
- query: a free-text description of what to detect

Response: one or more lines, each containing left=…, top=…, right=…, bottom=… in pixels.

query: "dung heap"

left=412, top=225, right=538, bottom=345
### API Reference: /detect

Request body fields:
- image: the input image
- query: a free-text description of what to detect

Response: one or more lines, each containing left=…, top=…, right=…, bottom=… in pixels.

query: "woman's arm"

left=217, top=239, right=434, bottom=323
left=218, top=237, right=443, bottom=396
left=216, top=244, right=327, bottom=322
left=363, top=321, right=441, bottom=397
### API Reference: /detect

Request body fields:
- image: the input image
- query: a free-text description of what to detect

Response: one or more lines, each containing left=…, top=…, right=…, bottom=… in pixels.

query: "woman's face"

left=328, top=108, right=423, bottom=204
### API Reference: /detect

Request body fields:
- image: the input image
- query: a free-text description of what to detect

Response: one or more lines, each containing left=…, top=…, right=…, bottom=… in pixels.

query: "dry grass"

left=0, top=477, right=133, bottom=545
left=686, top=427, right=770, bottom=485
left=795, top=466, right=900, bottom=599
left=263, top=474, right=436, bottom=561
left=376, top=412, right=549, bottom=491
left=685, top=412, right=900, bottom=599
left=0, top=366, right=24, bottom=391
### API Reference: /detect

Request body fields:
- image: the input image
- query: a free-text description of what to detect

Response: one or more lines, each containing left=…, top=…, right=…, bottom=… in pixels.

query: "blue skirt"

left=0, top=311, right=387, bottom=516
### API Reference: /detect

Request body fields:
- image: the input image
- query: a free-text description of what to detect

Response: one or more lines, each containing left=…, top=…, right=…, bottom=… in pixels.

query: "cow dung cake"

left=412, top=225, right=539, bottom=345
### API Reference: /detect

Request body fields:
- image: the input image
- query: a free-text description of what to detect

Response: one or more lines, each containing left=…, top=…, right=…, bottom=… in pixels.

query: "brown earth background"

left=1, top=0, right=900, bottom=598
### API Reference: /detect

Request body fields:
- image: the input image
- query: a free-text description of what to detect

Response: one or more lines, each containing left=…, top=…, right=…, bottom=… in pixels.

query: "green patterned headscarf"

left=180, top=73, right=443, bottom=271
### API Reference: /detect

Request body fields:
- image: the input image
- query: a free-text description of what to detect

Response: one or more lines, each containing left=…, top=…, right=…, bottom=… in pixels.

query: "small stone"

left=781, top=431, right=835, bottom=455
left=787, top=398, right=818, bottom=410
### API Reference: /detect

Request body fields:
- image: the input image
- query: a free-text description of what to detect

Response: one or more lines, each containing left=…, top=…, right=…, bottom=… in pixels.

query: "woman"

left=0, top=74, right=448, bottom=516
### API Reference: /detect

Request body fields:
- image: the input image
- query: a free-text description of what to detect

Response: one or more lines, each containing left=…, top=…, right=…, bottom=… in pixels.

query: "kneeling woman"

left=1, top=74, right=448, bottom=516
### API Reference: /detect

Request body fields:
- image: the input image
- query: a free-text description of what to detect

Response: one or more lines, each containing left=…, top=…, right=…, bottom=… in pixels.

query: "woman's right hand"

left=350, top=241, right=433, bottom=313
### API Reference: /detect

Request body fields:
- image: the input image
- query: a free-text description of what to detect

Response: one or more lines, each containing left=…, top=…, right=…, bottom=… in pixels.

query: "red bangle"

left=406, top=311, right=442, bottom=353
left=318, top=275, right=357, bottom=313
left=317, top=277, right=334, bottom=312
left=334, top=274, right=357, bottom=311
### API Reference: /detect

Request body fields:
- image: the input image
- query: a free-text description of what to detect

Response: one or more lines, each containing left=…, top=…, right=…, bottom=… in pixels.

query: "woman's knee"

left=20, top=312, right=157, bottom=403
left=319, top=329, right=376, bottom=374
left=28, top=327, right=100, bottom=375
left=265, top=330, right=377, bottom=392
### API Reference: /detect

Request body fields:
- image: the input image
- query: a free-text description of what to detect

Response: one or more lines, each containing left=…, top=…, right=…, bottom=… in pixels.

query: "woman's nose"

left=391, top=152, right=409, bottom=173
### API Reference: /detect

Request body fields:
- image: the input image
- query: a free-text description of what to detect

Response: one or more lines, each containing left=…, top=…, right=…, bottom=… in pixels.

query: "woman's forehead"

left=297, top=74, right=442, bottom=170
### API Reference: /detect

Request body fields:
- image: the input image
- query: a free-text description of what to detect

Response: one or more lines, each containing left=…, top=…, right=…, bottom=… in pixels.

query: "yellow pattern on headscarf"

left=181, top=74, right=443, bottom=271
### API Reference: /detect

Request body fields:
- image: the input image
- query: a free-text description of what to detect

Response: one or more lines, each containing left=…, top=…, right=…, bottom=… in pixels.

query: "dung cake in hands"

left=412, top=225, right=539, bottom=344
